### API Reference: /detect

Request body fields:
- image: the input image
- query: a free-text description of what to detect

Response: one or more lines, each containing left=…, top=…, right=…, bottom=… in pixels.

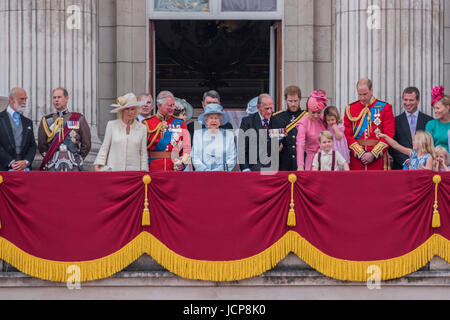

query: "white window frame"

left=147, top=0, right=284, bottom=20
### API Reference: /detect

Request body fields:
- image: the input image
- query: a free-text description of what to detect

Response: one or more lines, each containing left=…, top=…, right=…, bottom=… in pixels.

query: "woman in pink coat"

left=296, top=90, right=328, bottom=170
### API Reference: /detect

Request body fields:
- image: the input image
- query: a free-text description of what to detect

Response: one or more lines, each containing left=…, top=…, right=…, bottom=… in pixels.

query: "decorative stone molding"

left=335, top=0, right=444, bottom=115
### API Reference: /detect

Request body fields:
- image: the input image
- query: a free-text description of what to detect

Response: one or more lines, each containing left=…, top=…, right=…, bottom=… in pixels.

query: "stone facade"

left=0, top=0, right=450, bottom=297
left=1, top=0, right=449, bottom=140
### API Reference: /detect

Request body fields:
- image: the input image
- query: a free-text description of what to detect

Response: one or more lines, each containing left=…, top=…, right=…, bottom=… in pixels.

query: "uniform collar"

left=56, top=108, right=69, bottom=117
left=156, top=111, right=171, bottom=122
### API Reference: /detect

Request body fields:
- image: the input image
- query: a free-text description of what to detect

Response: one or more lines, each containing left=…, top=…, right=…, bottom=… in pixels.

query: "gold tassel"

left=142, top=175, right=151, bottom=226
left=432, top=175, right=442, bottom=229
left=287, top=174, right=297, bottom=227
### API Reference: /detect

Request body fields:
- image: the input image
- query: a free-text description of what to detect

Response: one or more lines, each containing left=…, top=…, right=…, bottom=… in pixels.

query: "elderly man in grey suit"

left=390, top=87, right=434, bottom=169
left=0, top=88, right=36, bottom=171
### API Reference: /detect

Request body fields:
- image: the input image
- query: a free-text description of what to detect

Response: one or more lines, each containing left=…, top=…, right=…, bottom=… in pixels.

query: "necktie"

left=263, top=119, right=269, bottom=130
left=409, top=114, right=416, bottom=136
left=13, top=112, right=20, bottom=126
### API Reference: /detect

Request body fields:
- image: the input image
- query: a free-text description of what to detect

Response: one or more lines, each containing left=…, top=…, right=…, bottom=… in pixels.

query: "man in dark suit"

left=0, top=88, right=36, bottom=171
left=390, top=87, right=434, bottom=169
left=272, top=85, right=307, bottom=171
left=238, top=93, right=282, bottom=172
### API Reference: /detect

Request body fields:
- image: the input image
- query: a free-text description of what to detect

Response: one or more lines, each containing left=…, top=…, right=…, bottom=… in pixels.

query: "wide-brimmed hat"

left=198, top=103, right=230, bottom=126
left=246, top=96, right=258, bottom=115
left=0, top=96, right=8, bottom=110
left=174, top=97, right=194, bottom=121
left=110, top=93, right=146, bottom=113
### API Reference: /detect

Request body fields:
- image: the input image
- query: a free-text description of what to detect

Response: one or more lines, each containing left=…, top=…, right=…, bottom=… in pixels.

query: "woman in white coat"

left=94, top=93, right=148, bottom=171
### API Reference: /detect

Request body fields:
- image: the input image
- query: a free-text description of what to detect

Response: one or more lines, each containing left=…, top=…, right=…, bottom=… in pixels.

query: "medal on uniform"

left=67, top=121, right=80, bottom=130
left=373, top=109, right=381, bottom=126
left=168, top=124, right=182, bottom=133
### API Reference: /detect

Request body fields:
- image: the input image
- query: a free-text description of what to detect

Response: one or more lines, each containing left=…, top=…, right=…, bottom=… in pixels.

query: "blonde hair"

left=323, top=106, right=343, bottom=125
left=117, top=106, right=141, bottom=121
left=434, top=145, right=448, bottom=162
left=439, top=95, right=450, bottom=107
left=318, top=130, right=334, bottom=142
left=434, top=145, right=448, bottom=156
left=414, top=131, right=435, bottom=158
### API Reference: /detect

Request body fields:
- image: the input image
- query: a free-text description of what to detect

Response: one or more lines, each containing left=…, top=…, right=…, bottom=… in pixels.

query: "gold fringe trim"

left=0, top=232, right=449, bottom=283
left=0, top=234, right=146, bottom=283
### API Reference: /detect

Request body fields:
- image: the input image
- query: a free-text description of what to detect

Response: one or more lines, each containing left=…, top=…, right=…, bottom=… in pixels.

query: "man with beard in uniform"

left=272, top=85, right=307, bottom=171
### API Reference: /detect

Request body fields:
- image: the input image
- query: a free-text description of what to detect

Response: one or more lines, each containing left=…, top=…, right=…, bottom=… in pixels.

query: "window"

left=148, top=0, right=283, bottom=19
left=221, top=0, right=277, bottom=12
left=154, top=0, right=210, bottom=12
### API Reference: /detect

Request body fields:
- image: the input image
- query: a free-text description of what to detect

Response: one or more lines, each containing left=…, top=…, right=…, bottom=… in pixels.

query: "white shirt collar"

left=6, top=105, right=16, bottom=117
left=321, top=149, right=334, bottom=156
left=258, top=112, right=269, bottom=125
left=405, top=109, right=419, bottom=118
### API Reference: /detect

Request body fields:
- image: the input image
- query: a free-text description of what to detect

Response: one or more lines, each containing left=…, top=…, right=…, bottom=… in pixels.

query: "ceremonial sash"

left=354, top=101, right=387, bottom=140
left=286, top=111, right=307, bottom=134
left=40, top=113, right=82, bottom=170
left=149, top=118, right=183, bottom=164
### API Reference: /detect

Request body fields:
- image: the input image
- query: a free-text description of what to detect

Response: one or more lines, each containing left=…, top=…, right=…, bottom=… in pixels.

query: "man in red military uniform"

left=143, top=90, right=191, bottom=171
left=344, top=78, right=395, bottom=170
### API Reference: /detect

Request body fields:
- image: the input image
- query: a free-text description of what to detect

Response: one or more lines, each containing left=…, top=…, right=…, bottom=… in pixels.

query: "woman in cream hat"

left=94, top=93, right=148, bottom=171
left=191, top=103, right=236, bottom=171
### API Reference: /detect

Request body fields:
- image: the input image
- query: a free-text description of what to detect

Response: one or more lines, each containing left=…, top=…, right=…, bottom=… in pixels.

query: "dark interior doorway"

left=154, top=20, right=274, bottom=111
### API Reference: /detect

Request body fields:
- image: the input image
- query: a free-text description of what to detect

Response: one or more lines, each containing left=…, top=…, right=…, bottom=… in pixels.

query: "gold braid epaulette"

left=145, top=120, right=165, bottom=149
left=41, top=116, right=64, bottom=143
left=285, top=111, right=307, bottom=134
left=345, top=105, right=371, bottom=139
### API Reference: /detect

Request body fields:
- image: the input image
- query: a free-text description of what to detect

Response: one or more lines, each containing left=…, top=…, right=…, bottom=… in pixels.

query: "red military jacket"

left=143, top=113, right=191, bottom=171
left=344, top=97, right=395, bottom=170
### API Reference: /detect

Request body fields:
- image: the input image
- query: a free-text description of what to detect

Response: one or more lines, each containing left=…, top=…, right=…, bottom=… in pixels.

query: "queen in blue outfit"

left=191, top=104, right=236, bottom=171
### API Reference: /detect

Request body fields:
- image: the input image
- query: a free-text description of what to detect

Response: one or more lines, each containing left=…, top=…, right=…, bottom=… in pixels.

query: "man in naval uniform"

left=37, top=87, right=91, bottom=171
left=343, top=78, right=395, bottom=170
left=272, top=85, right=307, bottom=171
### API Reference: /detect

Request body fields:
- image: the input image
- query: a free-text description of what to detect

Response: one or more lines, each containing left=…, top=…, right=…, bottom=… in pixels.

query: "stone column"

left=335, top=0, right=444, bottom=116
left=0, top=0, right=100, bottom=166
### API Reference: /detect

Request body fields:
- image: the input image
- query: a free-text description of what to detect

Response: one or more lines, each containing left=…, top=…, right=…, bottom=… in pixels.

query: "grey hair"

left=156, top=91, right=175, bottom=106
left=9, top=88, right=22, bottom=99
left=202, top=90, right=220, bottom=102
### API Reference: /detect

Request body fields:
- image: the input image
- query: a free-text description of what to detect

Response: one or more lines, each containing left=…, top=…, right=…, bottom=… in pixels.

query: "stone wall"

left=98, top=0, right=147, bottom=139
left=284, top=0, right=334, bottom=107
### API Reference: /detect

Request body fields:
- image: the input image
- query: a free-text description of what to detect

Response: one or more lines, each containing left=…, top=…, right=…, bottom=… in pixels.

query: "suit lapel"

left=0, top=111, right=16, bottom=149
left=19, top=115, right=28, bottom=151
left=399, top=112, right=412, bottom=145
left=253, top=113, right=263, bottom=130
left=417, top=112, right=427, bottom=131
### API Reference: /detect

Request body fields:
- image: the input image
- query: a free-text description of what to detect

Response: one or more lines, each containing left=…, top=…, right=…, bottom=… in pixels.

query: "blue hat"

left=198, top=103, right=230, bottom=126
left=246, top=97, right=258, bottom=115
